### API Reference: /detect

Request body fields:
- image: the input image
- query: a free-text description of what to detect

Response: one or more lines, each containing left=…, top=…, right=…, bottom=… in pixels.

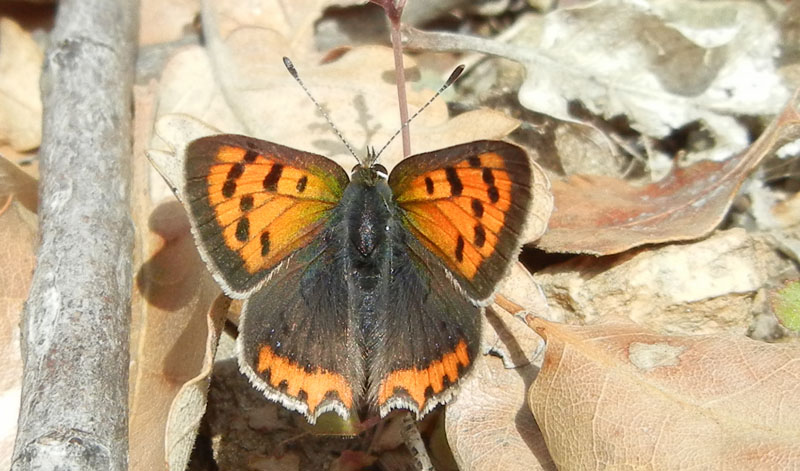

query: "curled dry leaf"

left=527, top=318, right=800, bottom=469
left=535, top=228, right=790, bottom=335
left=165, top=294, right=229, bottom=471
left=404, top=0, right=789, bottom=162
left=536, top=90, right=800, bottom=255
left=0, top=18, right=43, bottom=152
left=132, top=80, right=226, bottom=471
left=0, top=199, right=37, bottom=470
left=129, top=202, right=224, bottom=471
left=486, top=262, right=556, bottom=368
left=522, top=159, right=553, bottom=244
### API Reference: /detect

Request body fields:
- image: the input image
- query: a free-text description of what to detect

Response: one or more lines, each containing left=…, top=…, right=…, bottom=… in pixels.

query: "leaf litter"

left=137, top=0, right=800, bottom=468
left=1, top=0, right=799, bottom=470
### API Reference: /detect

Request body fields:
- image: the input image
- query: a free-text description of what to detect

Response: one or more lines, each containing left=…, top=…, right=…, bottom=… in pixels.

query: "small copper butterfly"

left=168, top=63, right=535, bottom=424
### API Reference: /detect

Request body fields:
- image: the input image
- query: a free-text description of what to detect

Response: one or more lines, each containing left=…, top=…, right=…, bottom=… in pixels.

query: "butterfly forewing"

left=388, top=140, right=534, bottom=302
left=184, top=135, right=349, bottom=297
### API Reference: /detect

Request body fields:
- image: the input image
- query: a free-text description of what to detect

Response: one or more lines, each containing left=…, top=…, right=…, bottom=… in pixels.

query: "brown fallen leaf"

left=165, top=294, right=229, bottom=471
left=0, top=199, right=37, bottom=470
left=0, top=18, right=43, bottom=152
left=129, top=201, right=224, bottom=471
left=527, top=317, right=800, bottom=470
left=129, top=82, right=227, bottom=471
left=536, top=91, right=800, bottom=255
left=155, top=43, right=522, bottom=172
left=0, top=154, right=37, bottom=215
left=443, top=272, right=561, bottom=471
left=445, top=354, right=554, bottom=471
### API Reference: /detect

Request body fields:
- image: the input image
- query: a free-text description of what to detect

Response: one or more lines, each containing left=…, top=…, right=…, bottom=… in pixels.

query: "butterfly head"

left=350, top=162, right=389, bottom=185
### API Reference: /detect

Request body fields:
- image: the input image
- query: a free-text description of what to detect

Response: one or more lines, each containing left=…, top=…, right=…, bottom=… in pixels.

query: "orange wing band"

left=257, top=345, right=354, bottom=415
left=377, top=340, right=470, bottom=409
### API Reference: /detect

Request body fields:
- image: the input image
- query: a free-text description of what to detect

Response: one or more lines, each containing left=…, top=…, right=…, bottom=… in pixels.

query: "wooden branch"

left=11, top=1, right=138, bottom=470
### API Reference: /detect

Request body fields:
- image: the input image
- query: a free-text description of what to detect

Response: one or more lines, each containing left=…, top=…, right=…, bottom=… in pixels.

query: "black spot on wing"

left=236, top=218, right=249, bottom=242
left=488, top=186, right=499, bottom=203
left=455, top=235, right=464, bottom=262
left=482, top=168, right=494, bottom=185
left=296, top=175, right=308, bottom=193
left=222, top=180, right=236, bottom=198
left=445, top=167, right=463, bottom=196
left=471, top=199, right=484, bottom=218
left=474, top=225, right=486, bottom=248
left=243, top=150, right=258, bottom=163
left=260, top=231, right=270, bottom=256
left=263, top=164, right=283, bottom=192
left=240, top=195, right=254, bottom=212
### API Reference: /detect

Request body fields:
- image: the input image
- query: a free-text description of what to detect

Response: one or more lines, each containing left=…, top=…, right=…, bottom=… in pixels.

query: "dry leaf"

left=202, top=0, right=367, bottom=62
left=156, top=42, right=521, bottom=171
left=522, top=160, right=553, bottom=243
left=445, top=355, right=554, bottom=471
left=0, top=155, right=37, bottom=215
left=444, top=265, right=559, bottom=471
left=129, top=202, right=224, bottom=471
left=534, top=228, right=789, bottom=335
left=165, top=294, right=229, bottom=471
left=130, top=83, right=226, bottom=470
left=0, top=18, right=43, bottom=152
left=536, top=91, right=800, bottom=255
left=405, top=0, right=789, bottom=162
left=527, top=318, right=800, bottom=469
left=485, top=262, right=556, bottom=368
left=0, top=199, right=37, bottom=471
left=139, top=0, right=200, bottom=45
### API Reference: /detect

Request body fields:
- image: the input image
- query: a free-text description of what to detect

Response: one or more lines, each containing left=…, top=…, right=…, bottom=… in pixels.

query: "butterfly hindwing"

left=368, top=227, right=482, bottom=417
left=388, top=140, right=534, bottom=302
left=184, top=135, right=349, bottom=297
left=237, top=232, right=363, bottom=424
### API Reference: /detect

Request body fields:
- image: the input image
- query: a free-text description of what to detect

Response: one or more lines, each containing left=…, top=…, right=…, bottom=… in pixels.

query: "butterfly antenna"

left=372, top=65, right=465, bottom=163
left=283, top=57, right=361, bottom=163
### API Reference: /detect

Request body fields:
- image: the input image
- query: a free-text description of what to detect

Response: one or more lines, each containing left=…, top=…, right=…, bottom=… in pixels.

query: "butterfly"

left=180, top=133, right=534, bottom=424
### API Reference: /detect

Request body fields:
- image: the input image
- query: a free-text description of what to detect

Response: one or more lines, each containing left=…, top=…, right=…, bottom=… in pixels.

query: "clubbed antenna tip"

left=282, top=56, right=361, bottom=164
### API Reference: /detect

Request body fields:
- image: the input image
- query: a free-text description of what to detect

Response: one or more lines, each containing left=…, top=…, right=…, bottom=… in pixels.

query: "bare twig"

left=11, top=1, right=138, bottom=470
left=371, top=0, right=411, bottom=157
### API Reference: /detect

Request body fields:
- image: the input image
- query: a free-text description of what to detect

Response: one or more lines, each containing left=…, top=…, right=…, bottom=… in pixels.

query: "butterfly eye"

left=373, top=164, right=388, bottom=179
left=351, top=164, right=362, bottom=175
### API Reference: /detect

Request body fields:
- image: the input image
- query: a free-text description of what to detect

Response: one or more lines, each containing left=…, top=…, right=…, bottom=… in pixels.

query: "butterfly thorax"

left=346, top=166, right=392, bottom=260
left=340, top=166, right=395, bottom=322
